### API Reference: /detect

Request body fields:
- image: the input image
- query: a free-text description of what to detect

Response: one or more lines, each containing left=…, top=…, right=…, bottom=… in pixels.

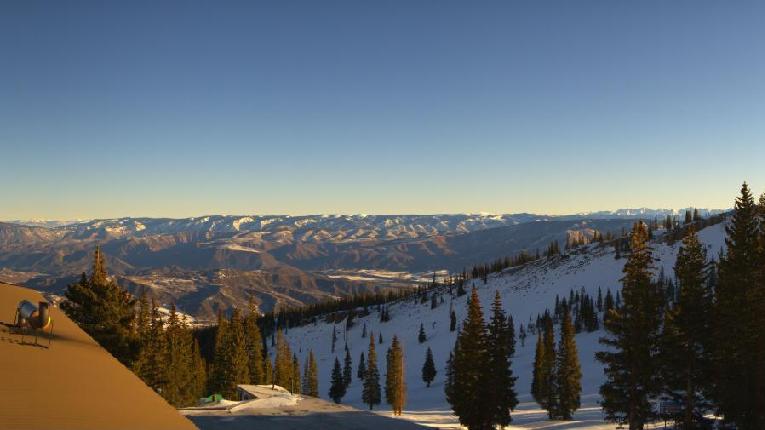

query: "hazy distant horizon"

left=2, top=207, right=731, bottom=226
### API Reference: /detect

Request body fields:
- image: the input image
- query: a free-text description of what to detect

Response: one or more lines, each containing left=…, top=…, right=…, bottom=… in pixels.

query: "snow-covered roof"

left=236, top=384, right=290, bottom=398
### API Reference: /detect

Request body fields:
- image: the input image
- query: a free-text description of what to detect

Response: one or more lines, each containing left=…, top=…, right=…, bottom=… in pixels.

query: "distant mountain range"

left=0, top=211, right=725, bottom=320
left=5, top=208, right=727, bottom=229
left=577, top=208, right=726, bottom=217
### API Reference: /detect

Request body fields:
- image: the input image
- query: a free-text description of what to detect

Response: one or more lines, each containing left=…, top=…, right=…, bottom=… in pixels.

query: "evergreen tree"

left=450, top=308, right=457, bottom=332
left=232, top=310, right=251, bottom=385
left=303, top=350, right=319, bottom=397
left=714, top=182, right=765, bottom=428
left=665, top=214, right=673, bottom=231
left=132, top=292, right=154, bottom=384
left=191, top=339, right=207, bottom=400
left=209, top=311, right=232, bottom=396
left=597, top=287, right=603, bottom=311
left=274, top=330, right=294, bottom=391
left=596, top=222, right=664, bottom=429
left=507, top=314, right=516, bottom=357
left=245, top=299, right=265, bottom=384
left=343, top=347, right=353, bottom=388
left=532, top=316, right=557, bottom=417
left=91, top=245, right=109, bottom=284
left=291, top=354, right=302, bottom=395
left=487, top=291, right=518, bottom=426
left=385, top=335, right=406, bottom=416
left=346, top=311, right=355, bottom=330
left=331, top=326, right=337, bottom=353
left=444, top=349, right=456, bottom=406
left=166, top=306, right=206, bottom=407
left=456, top=282, right=467, bottom=297
left=302, top=352, right=312, bottom=395
left=418, top=323, right=427, bottom=343
left=448, top=288, right=492, bottom=430
left=145, top=300, right=169, bottom=392
left=163, top=305, right=193, bottom=406
left=264, top=357, right=273, bottom=386
left=556, top=305, right=582, bottom=420
left=604, top=289, right=615, bottom=315
left=357, top=351, right=366, bottom=380
left=661, top=226, right=712, bottom=429
left=62, top=246, right=136, bottom=366
left=421, top=347, right=436, bottom=387
left=329, top=357, right=346, bottom=403
left=134, top=290, right=150, bottom=345
left=362, top=332, right=382, bottom=410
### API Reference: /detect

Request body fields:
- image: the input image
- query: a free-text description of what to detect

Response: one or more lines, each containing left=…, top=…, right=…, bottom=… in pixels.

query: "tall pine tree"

left=714, top=182, right=765, bottom=428
left=447, top=288, right=492, bottom=430
left=328, top=357, right=346, bottom=403
left=531, top=328, right=546, bottom=408
left=421, top=347, right=436, bottom=387
left=63, top=246, right=136, bottom=366
left=444, top=349, right=456, bottom=407
left=532, top=315, right=557, bottom=417
left=487, top=291, right=518, bottom=427
left=191, top=339, right=207, bottom=401
left=357, top=352, right=366, bottom=380
left=291, top=354, right=302, bottom=395
left=661, top=225, right=712, bottom=428
left=245, top=299, right=265, bottom=384
left=418, top=323, right=427, bottom=343
left=343, top=347, right=353, bottom=388
left=230, top=309, right=251, bottom=387
left=385, top=335, right=406, bottom=416
left=136, top=299, right=168, bottom=393
left=274, top=330, right=295, bottom=392
left=303, top=350, right=319, bottom=397
left=555, top=305, right=582, bottom=420
left=362, top=332, right=381, bottom=410
left=597, top=222, right=664, bottom=429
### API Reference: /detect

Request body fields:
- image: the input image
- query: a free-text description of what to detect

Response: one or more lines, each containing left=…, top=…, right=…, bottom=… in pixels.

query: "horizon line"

left=1, top=207, right=731, bottom=224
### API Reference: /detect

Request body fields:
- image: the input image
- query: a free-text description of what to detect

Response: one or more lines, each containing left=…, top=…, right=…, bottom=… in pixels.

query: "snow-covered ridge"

left=18, top=211, right=726, bottom=243
left=577, top=208, right=727, bottom=218
left=6, top=219, right=88, bottom=228
left=50, top=214, right=543, bottom=242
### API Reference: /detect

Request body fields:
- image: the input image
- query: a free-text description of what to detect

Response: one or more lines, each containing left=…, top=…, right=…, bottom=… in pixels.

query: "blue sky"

left=1, top=1, right=764, bottom=219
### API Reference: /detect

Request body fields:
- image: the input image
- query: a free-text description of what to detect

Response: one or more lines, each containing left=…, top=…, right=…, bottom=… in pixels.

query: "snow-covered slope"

left=279, top=221, right=727, bottom=428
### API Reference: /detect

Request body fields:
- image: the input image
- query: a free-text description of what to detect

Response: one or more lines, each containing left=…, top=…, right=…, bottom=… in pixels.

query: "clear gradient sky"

left=1, top=1, right=764, bottom=220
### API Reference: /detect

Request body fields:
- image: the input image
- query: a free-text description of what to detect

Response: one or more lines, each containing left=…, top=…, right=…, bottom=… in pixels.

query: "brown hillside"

left=0, top=283, right=197, bottom=430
